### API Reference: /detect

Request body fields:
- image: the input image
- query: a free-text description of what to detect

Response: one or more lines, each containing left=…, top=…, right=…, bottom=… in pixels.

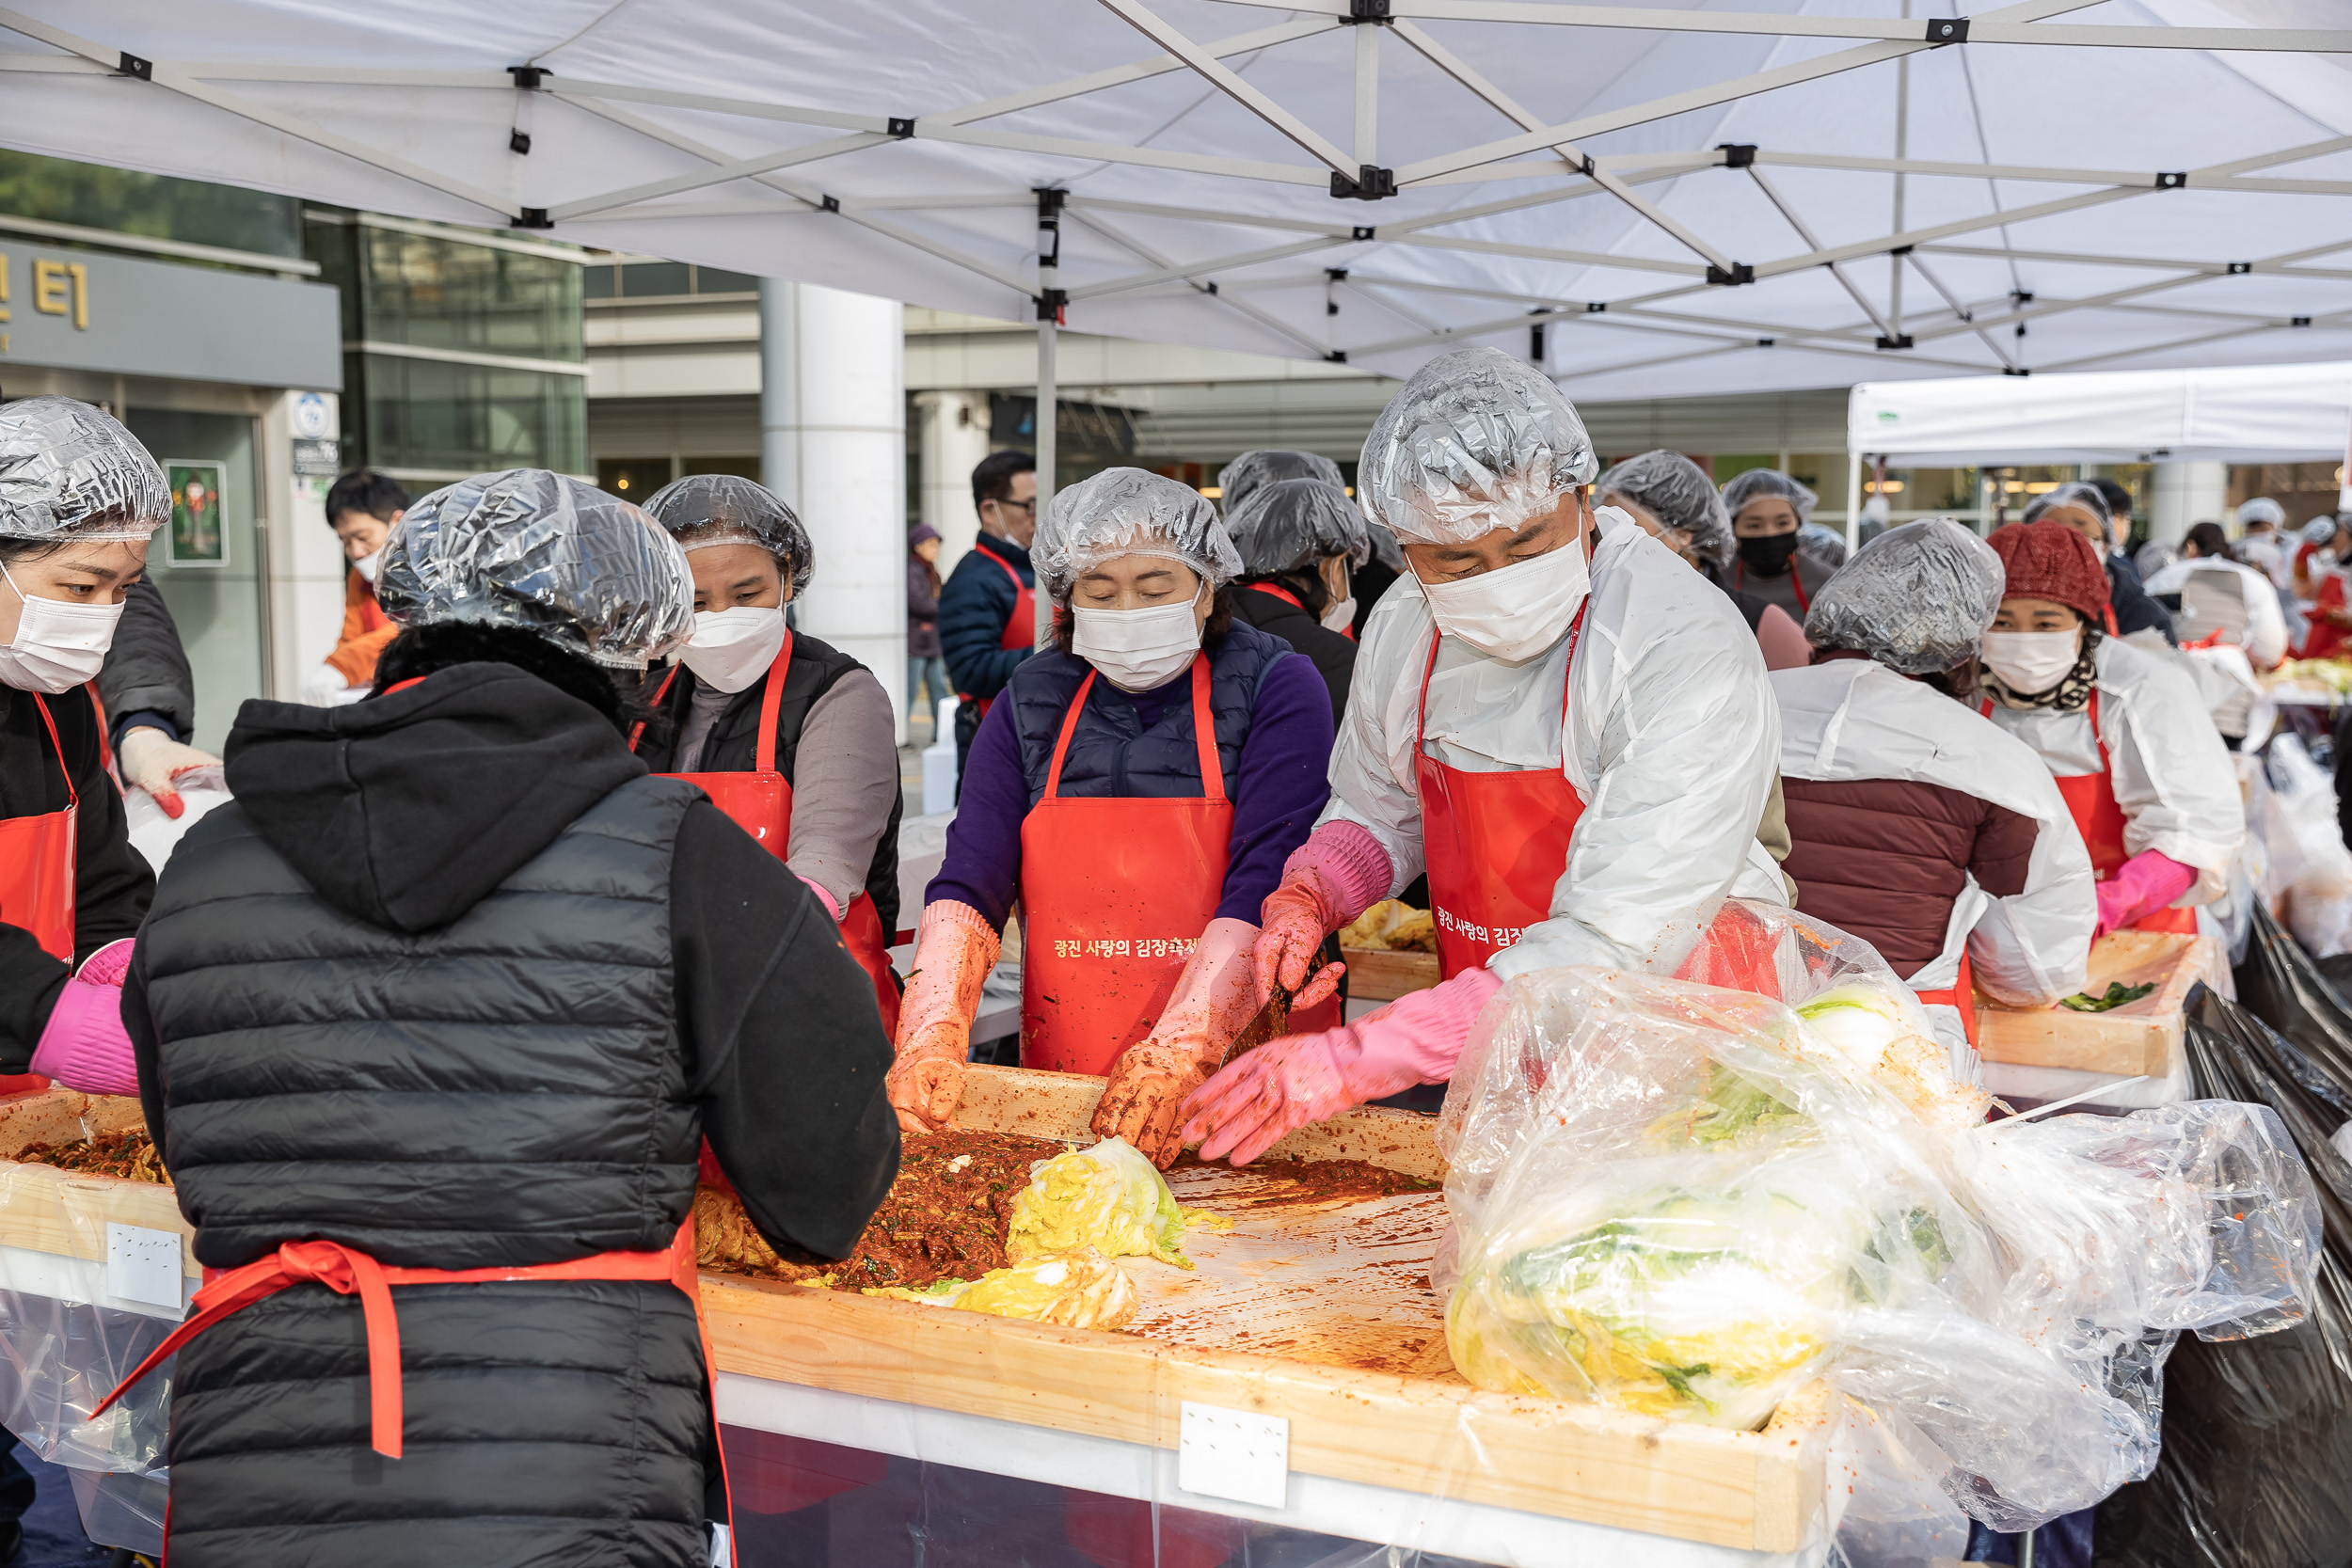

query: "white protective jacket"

left=1325, top=523, right=1786, bottom=981
left=2141, top=555, right=2290, bottom=669
left=1773, top=660, right=2096, bottom=1064
left=1979, top=636, right=2244, bottom=904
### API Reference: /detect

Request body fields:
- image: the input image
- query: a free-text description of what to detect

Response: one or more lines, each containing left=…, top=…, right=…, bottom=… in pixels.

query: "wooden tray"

left=1341, top=945, right=1441, bottom=1001
left=0, top=1072, right=1834, bottom=1554
left=1974, top=929, right=2222, bottom=1077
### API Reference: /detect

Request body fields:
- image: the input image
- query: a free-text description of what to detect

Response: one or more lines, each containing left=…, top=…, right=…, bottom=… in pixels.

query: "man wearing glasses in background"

left=939, top=449, right=1040, bottom=791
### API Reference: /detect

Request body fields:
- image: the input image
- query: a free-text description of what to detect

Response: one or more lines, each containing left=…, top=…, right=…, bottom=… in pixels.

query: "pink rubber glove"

left=1094, top=917, right=1263, bottom=1168
left=29, top=939, right=141, bottom=1097
left=1178, top=966, right=1501, bottom=1165
left=796, top=874, right=843, bottom=922
left=2095, top=850, right=2198, bottom=937
left=1252, top=821, right=1396, bottom=1012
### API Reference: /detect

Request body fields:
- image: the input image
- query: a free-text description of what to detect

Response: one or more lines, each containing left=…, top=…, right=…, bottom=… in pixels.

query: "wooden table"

left=0, top=1075, right=1836, bottom=1566
left=1973, top=929, right=2223, bottom=1079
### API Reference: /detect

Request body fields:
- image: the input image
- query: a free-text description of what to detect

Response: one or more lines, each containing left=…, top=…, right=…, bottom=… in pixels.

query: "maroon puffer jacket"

left=1780, top=777, right=2039, bottom=977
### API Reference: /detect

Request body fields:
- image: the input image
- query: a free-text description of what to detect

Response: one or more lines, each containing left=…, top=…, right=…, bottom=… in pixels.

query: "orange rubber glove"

left=885, top=899, right=1000, bottom=1135
left=1093, top=917, right=1262, bottom=1168
left=1252, top=820, right=1396, bottom=1012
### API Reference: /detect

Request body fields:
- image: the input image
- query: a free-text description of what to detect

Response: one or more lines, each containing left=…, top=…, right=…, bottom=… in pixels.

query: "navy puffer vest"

left=1008, top=620, right=1291, bottom=803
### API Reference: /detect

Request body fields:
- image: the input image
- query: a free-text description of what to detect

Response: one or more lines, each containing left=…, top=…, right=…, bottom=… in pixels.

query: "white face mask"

left=1419, top=533, right=1591, bottom=663
left=0, top=559, right=126, bottom=695
left=1980, top=628, right=2082, bottom=694
left=679, top=605, right=788, bottom=694
left=1071, top=588, right=1204, bottom=693
left=1319, top=594, right=1358, bottom=633
left=352, top=546, right=385, bottom=585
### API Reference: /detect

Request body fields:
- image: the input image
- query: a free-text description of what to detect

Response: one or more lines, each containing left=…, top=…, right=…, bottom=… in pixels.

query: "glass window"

left=694, top=266, right=760, bottom=294
left=353, top=227, right=584, bottom=361
left=621, top=261, right=691, bottom=299
left=681, top=455, right=761, bottom=481
left=0, top=150, right=302, bottom=258
left=357, top=355, right=586, bottom=475
left=582, top=262, right=615, bottom=301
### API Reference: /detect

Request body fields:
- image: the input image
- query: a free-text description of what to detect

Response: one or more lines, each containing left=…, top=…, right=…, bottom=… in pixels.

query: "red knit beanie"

left=1987, top=520, right=2109, bottom=625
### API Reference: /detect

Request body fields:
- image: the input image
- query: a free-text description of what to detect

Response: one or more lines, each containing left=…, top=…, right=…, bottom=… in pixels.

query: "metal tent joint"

left=2292, top=314, right=2312, bottom=326
left=887, top=118, right=915, bottom=138
left=513, top=207, right=551, bottom=229
left=1351, top=225, right=1376, bottom=240
left=2227, top=261, right=2252, bottom=274
left=509, top=130, right=532, bottom=155
left=2154, top=171, right=2187, bottom=189
left=1344, top=0, right=1391, bottom=22
left=115, top=51, right=151, bottom=80
left=1332, top=165, right=1396, bottom=199
left=1876, top=333, right=1914, bottom=349
left=506, top=66, right=546, bottom=89
left=1706, top=262, right=1756, bottom=286
left=820, top=194, right=841, bottom=212
left=1717, top=143, right=1757, bottom=168
left=1925, top=17, right=1969, bottom=44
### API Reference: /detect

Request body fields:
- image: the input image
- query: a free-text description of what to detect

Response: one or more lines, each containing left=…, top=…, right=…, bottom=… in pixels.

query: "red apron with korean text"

left=1019, top=657, right=1232, bottom=1075
left=1412, top=615, right=1786, bottom=996
left=97, top=1219, right=736, bottom=1555
left=634, top=639, right=900, bottom=1036
left=961, top=546, right=1035, bottom=720
left=1413, top=616, right=1588, bottom=980
left=1985, top=689, right=2199, bottom=936
left=0, top=689, right=87, bottom=1096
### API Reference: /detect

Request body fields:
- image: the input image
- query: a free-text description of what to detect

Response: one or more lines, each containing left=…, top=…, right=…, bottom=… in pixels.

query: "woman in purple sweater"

left=886, top=467, right=1334, bottom=1166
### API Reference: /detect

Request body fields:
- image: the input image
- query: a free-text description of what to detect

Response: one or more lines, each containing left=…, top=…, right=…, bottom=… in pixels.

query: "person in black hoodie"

left=115, top=468, right=899, bottom=1568
left=1224, top=474, right=1366, bottom=728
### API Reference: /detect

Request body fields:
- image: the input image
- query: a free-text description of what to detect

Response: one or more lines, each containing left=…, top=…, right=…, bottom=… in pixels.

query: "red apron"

left=97, top=1219, right=734, bottom=1553
left=961, top=545, right=1035, bottom=720
left=1019, top=657, right=1232, bottom=1075
left=1984, top=689, right=2199, bottom=936
left=633, top=639, right=900, bottom=1037
left=1912, top=950, right=1980, bottom=1048
left=0, top=689, right=115, bottom=1097
left=1414, top=615, right=1587, bottom=979
left=1412, top=614, right=1786, bottom=997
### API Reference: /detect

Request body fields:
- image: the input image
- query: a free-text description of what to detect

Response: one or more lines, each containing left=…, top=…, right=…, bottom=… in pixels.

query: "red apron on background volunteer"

left=1735, top=557, right=1812, bottom=611
left=961, top=547, right=1035, bottom=721
left=1984, top=689, right=2198, bottom=936
left=633, top=637, right=902, bottom=1036
left=1020, top=656, right=1232, bottom=1075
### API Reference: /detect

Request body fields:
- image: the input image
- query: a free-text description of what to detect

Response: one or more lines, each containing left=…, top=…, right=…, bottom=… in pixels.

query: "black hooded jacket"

left=121, top=662, right=898, bottom=1568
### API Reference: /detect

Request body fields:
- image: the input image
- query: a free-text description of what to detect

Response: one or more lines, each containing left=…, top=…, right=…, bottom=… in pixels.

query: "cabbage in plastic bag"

left=867, top=1246, right=1140, bottom=1330
left=1007, top=1137, right=1224, bottom=1270
left=1441, top=957, right=2321, bottom=1534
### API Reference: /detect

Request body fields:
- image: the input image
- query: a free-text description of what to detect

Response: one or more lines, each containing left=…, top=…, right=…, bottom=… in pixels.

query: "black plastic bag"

left=2233, top=903, right=2352, bottom=1121
left=2094, top=986, right=2352, bottom=1568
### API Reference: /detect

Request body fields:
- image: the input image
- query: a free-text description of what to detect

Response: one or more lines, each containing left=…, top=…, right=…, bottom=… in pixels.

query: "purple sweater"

left=927, top=653, right=1333, bottom=929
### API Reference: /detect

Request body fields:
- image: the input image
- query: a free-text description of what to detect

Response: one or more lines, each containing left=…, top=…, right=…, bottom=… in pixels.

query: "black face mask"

left=1738, top=531, right=1801, bottom=575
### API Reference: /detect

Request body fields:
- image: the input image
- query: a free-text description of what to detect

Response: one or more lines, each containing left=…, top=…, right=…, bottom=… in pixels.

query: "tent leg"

left=1847, top=450, right=1864, bottom=553
left=1035, top=310, right=1057, bottom=646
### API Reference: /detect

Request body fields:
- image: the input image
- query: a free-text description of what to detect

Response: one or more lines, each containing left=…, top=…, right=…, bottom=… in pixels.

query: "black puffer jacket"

left=96, top=581, right=196, bottom=744
left=121, top=662, right=898, bottom=1568
left=1232, top=579, right=1354, bottom=729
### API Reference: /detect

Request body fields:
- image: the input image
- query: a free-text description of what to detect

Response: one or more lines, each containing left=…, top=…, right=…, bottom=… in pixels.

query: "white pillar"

left=261, top=388, right=350, bottom=702
left=761, top=277, right=908, bottom=743
left=2149, top=460, right=2228, bottom=546
left=914, top=389, right=990, bottom=576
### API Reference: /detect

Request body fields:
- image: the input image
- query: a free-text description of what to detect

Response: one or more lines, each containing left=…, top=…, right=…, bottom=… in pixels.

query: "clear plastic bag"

left=1438, top=948, right=2321, bottom=1537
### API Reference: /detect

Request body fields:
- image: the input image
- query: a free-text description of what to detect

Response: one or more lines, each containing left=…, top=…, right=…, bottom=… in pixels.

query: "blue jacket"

left=939, top=533, right=1036, bottom=701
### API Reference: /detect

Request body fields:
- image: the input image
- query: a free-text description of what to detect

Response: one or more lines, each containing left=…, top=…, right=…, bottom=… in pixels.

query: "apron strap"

left=754, top=632, right=794, bottom=775
left=26, top=692, right=75, bottom=812
left=1041, top=670, right=1096, bottom=802
left=1187, top=653, right=1225, bottom=805
left=627, top=667, right=680, bottom=754
left=1041, top=655, right=1220, bottom=803
left=83, top=684, right=111, bottom=780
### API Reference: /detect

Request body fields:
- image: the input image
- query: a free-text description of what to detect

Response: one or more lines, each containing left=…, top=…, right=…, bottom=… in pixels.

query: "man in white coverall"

left=1178, top=346, right=1786, bottom=1164
left=1774, top=519, right=2096, bottom=1071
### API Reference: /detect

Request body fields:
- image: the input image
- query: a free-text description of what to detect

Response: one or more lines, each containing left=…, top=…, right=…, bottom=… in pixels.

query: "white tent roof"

left=4, top=0, right=2351, bottom=400
left=1850, top=357, right=2352, bottom=463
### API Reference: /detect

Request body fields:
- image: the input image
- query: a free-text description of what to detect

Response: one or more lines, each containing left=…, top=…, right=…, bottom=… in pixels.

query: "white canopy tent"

left=1843, top=357, right=2352, bottom=546
left=5, top=0, right=2352, bottom=522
